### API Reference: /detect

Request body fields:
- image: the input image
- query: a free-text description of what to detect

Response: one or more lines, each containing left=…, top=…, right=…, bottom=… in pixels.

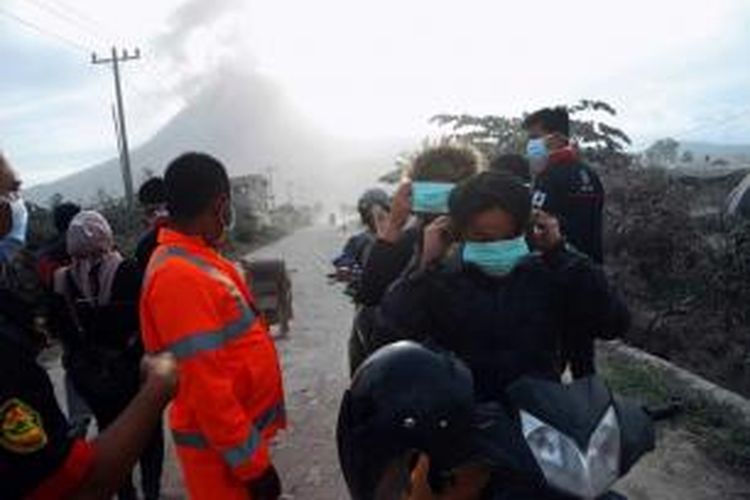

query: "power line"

left=0, top=5, right=89, bottom=53
left=23, top=0, right=109, bottom=46
left=49, top=0, right=109, bottom=39
left=672, top=105, right=750, bottom=140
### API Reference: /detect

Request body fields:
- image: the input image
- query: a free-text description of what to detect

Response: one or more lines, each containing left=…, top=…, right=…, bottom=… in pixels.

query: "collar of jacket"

left=157, top=227, right=217, bottom=257
left=547, top=145, right=578, bottom=167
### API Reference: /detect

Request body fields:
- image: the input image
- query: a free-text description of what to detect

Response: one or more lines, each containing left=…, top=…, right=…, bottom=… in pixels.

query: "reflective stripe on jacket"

left=140, top=228, right=286, bottom=481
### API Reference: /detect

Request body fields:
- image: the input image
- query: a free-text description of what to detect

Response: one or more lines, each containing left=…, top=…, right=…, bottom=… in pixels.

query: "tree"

left=431, top=99, right=632, bottom=166
left=645, top=138, right=680, bottom=165
left=681, top=150, right=694, bottom=163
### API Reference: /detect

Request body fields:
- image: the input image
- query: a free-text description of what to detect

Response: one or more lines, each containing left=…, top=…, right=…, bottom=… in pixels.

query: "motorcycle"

left=472, top=375, right=679, bottom=500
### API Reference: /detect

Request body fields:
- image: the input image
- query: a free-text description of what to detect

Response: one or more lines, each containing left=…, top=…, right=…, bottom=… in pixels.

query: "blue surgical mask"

left=526, top=138, right=548, bottom=161
left=462, top=237, right=530, bottom=276
left=411, top=181, right=455, bottom=214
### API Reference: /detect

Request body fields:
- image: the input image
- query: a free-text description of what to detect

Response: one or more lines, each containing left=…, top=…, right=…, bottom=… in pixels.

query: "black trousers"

left=73, top=375, right=165, bottom=500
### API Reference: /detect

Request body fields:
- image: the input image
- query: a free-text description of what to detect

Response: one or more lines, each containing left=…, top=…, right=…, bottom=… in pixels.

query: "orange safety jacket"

left=140, top=228, right=286, bottom=482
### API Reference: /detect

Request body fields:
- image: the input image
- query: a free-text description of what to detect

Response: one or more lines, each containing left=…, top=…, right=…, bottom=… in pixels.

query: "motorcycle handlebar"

left=643, top=399, right=684, bottom=421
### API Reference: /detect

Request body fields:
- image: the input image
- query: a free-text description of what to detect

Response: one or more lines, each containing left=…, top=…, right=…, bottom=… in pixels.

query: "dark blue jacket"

left=532, top=159, right=604, bottom=263
left=377, top=247, right=629, bottom=401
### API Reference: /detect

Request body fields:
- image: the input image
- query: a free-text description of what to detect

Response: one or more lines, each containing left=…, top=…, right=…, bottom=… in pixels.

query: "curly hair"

left=0, top=152, right=20, bottom=192
left=408, top=143, right=483, bottom=183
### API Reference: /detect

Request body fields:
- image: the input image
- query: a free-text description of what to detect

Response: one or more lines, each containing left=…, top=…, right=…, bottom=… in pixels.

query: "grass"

left=599, top=354, right=750, bottom=473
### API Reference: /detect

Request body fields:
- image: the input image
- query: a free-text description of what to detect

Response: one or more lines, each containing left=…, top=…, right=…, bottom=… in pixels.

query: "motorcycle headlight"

left=521, top=406, right=621, bottom=499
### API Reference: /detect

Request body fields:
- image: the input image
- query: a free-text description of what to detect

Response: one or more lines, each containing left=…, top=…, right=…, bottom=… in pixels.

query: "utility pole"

left=265, top=165, right=276, bottom=210
left=92, top=46, right=140, bottom=209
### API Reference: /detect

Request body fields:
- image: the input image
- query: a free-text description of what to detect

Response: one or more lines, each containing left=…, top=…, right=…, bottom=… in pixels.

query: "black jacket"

left=135, top=227, right=159, bottom=272
left=0, top=319, right=79, bottom=499
left=377, top=248, right=629, bottom=401
left=49, top=259, right=144, bottom=401
left=356, top=226, right=422, bottom=306
left=532, top=159, right=604, bottom=263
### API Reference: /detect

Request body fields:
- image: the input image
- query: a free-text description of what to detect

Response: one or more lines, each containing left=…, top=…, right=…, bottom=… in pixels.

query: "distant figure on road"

left=332, top=188, right=390, bottom=295
left=524, top=107, right=605, bottom=263
left=140, top=153, right=286, bottom=500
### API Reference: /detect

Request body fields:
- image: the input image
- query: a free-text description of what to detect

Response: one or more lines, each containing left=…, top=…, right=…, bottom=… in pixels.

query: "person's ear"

left=213, top=193, right=229, bottom=218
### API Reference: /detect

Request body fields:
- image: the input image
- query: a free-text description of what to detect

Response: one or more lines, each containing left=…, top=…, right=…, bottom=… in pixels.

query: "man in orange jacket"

left=140, top=153, right=286, bottom=500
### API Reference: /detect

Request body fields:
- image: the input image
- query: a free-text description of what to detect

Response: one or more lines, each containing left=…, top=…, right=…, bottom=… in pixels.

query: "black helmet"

left=357, top=188, right=390, bottom=227
left=337, top=341, right=476, bottom=500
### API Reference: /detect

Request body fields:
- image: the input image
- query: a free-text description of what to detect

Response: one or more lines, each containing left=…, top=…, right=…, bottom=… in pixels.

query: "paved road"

left=46, top=225, right=750, bottom=499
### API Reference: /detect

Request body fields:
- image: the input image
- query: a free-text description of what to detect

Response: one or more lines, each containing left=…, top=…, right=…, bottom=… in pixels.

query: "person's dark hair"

left=489, top=154, right=530, bottom=183
left=52, top=202, right=81, bottom=234
left=138, top=177, right=167, bottom=205
left=164, top=153, right=230, bottom=220
left=523, top=107, right=570, bottom=137
left=357, top=188, right=390, bottom=229
left=449, top=171, right=531, bottom=235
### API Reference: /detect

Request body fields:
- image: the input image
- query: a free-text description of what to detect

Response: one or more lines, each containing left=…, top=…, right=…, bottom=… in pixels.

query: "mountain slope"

left=26, top=69, right=407, bottom=206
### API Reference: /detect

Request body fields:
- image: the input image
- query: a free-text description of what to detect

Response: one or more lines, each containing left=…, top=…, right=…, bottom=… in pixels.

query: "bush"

left=602, top=164, right=750, bottom=397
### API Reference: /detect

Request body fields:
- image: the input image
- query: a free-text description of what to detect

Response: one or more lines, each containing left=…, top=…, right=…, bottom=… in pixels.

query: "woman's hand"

left=380, top=181, right=412, bottom=243
left=420, top=216, right=454, bottom=269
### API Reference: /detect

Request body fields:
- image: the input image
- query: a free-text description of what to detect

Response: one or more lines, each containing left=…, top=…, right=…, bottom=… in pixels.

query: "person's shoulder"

left=512, top=251, right=548, bottom=273
left=144, top=251, right=208, bottom=293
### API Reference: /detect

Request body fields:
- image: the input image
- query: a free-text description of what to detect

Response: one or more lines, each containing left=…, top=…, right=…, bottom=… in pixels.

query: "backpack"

left=57, top=266, right=142, bottom=400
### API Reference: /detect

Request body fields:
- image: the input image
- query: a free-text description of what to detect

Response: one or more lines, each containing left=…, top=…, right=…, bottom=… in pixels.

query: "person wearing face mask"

left=350, top=146, right=480, bottom=376
left=139, top=153, right=286, bottom=500
left=377, top=172, right=629, bottom=401
left=524, top=107, right=605, bottom=264
left=355, top=144, right=481, bottom=308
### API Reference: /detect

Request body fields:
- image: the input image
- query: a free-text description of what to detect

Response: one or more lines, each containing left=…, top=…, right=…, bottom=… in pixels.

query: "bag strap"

left=60, top=268, right=86, bottom=338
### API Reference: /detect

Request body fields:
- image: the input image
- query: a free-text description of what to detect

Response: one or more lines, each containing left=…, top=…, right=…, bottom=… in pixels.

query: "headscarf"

left=64, top=210, right=123, bottom=305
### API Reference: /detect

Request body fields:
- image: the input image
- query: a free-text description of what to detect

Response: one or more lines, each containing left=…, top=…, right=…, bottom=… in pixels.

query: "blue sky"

left=1, top=0, right=750, bottom=188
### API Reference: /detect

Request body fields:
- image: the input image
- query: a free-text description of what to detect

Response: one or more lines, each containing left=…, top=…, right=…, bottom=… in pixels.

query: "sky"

left=1, top=0, right=750, bottom=187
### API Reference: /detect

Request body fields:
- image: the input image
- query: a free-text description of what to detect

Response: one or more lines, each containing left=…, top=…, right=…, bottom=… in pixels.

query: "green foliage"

left=645, top=138, right=680, bottom=165
left=431, top=99, right=632, bottom=165
left=601, top=354, right=750, bottom=471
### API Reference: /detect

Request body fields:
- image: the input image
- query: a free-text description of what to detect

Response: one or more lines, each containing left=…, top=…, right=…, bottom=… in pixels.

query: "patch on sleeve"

left=0, top=398, right=48, bottom=454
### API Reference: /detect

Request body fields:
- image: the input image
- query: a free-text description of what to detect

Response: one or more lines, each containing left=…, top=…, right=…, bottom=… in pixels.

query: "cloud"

left=154, top=0, right=242, bottom=62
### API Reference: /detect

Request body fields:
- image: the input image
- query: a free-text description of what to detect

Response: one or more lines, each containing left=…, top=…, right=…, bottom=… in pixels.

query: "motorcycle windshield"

left=506, top=376, right=613, bottom=450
